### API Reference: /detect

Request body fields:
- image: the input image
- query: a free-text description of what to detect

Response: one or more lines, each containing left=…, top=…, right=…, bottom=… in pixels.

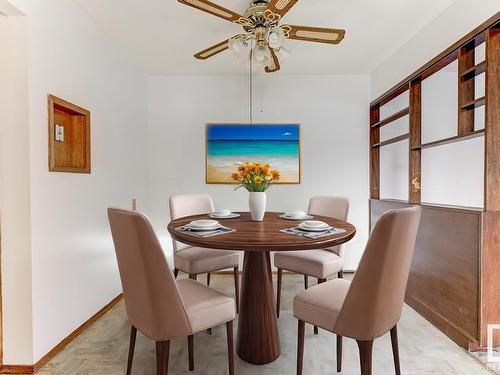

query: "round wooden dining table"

left=167, top=211, right=356, bottom=365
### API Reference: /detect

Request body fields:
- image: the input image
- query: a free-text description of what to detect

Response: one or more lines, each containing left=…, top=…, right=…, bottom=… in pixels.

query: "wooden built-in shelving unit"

left=369, top=12, right=500, bottom=350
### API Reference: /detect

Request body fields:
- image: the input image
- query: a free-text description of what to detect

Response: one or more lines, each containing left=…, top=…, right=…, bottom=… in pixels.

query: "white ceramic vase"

left=249, top=192, right=266, bottom=221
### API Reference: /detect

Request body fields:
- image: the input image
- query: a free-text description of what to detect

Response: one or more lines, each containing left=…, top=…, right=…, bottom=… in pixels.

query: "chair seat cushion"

left=294, top=278, right=351, bottom=332
left=175, top=247, right=239, bottom=274
left=177, top=279, right=235, bottom=333
left=274, top=249, right=343, bottom=279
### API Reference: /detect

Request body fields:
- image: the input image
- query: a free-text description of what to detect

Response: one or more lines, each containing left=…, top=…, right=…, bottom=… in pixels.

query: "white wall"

left=148, top=74, right=370, bottom=271
left=8, top=0, right=149, bottom=363
left=371, top=0, right=499, bottom=99
left=0, top=12, right=34, bottom=364
left=371, top=1, right=495, bottom=208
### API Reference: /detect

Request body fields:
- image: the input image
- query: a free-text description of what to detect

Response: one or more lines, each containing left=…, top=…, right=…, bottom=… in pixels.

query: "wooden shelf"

left=411, top=129, right=485, bottom=150
left=372, top=133, right=409, bottom=148
left=460, top=61, right=486, bottom=80
left=461, top=96, right=485, bottom=110
left=371, top=107, right=409, bottom=129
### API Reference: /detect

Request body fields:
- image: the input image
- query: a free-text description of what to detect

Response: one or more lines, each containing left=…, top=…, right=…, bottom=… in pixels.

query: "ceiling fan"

left=178, top=0, right=345, bottom=73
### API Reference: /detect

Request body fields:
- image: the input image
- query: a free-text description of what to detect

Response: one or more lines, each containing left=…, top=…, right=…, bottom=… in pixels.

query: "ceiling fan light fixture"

left=267, top=26, right=285, bottom=48
left=276, top=46, right=290, bottom=61
left=228, top=37, right=248, bottom=57
left=252, top=42, right=271, bottom=65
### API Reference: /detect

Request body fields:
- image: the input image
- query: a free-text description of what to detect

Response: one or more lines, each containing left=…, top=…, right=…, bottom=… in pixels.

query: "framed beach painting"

left=206, top=123, right=301, bottom=184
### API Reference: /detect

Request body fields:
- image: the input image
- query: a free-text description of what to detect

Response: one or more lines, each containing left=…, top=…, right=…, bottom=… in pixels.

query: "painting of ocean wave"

left=206, top=124, right=300, bottom=184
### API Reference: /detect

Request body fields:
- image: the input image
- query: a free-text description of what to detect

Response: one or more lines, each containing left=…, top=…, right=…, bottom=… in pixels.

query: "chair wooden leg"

left=189, top=274, right=197, bottom=281
left=126, top=325, right=137, bottom=375
left=226, top=321, right=234, bottom=375
left=336, top=335, right=342, bottom=372
left=314, top=278, right=326, bottom=334
left=276, top=268, right=283, bottom=318
left=390, top=325, right=401, bottom=375
left=304, top=274, right=308, bottom=289
left=155, top=340, right=170, bottom=375
left=297, top=320, right=305, bottom=375
left=174, top=268, right=179, bottom=279
left=356, top=339, right=373, bottom=375
left=188, top=335, right=194, bottom=371
left=338, top=270, right=343, bottom=278
left=234, top=266, right=240, bottom=314
left=207, top=273, right=211, bottom=286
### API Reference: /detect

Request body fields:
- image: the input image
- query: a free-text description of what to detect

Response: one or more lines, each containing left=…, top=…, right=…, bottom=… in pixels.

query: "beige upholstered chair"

left=274, top=196, right=349, bottom=332
left=108, top=208, right=236, bottom=375
left=169, top=194, right=240, bottom=312
left=294, top=206, right=421, bottom=375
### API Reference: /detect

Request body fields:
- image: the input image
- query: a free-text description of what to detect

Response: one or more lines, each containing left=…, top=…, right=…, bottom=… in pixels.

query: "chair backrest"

left=334, top=206, right=421, bottom=340
left=308, top=196, right=349, bottom=257
left=169, top=194, right=215, bottom=252
left=107, top=208, right=192, bottom=341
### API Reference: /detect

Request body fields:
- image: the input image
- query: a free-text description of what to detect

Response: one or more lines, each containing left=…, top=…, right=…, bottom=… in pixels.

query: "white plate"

left=210, top=213, right=240, bottom=219
left=189, top=219, right=221, bottom=231
left=298, top=221, right=331, bottom=232
left=279, top=213, right=313, bottom=221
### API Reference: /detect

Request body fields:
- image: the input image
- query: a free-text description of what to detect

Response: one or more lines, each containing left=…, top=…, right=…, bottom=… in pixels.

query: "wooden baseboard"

left=0, top=365, right=34, bottom=374
left=0, top=294, right=123, bottom=374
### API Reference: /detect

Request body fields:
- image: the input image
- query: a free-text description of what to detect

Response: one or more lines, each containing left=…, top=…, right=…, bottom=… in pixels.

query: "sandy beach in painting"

left=206, top=125, right=300, bottom=184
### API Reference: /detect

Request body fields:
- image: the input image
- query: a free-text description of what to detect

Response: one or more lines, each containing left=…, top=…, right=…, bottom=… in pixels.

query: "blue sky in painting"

left=207, top=124, right=299, bottom=141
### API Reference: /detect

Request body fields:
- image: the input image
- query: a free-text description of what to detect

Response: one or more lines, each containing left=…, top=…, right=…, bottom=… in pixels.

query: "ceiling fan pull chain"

left=250, top=41, right=253, bottom=125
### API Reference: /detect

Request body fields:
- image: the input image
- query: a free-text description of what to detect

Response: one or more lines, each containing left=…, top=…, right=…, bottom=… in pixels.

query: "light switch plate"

left=55, top=124, right=64, bottom=142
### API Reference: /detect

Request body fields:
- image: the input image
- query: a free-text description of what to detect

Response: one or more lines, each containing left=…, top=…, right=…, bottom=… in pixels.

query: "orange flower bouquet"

left=231, top=162, right=280, bottom=192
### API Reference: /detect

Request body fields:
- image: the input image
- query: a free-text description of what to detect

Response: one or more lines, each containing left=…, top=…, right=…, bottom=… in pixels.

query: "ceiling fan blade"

left=178, top=0, right=249, bottom=25
left=283, top=25, right=345, bottom=44
left=265, top=48, right=281, bottom=73
left=264, top=0, right=299, bottom=22
left=194, top=39, right=229, bottom=60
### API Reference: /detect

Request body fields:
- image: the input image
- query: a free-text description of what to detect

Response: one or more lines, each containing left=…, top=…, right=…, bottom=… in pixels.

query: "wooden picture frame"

left=205, top=123, right=301, bottom=184
left=48, top=95, right=91, bottom=173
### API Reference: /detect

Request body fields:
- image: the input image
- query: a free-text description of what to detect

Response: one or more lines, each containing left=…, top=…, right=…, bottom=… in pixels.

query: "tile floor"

left=25, top=273, right=494, bottom=374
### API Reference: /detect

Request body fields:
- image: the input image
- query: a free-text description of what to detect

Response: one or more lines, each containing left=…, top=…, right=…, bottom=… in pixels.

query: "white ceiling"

left=74, top=0, right=457, bottom=75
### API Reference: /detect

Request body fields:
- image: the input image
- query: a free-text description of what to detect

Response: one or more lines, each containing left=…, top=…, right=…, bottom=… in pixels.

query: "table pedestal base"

left=236, top=251, right=281, bottom=364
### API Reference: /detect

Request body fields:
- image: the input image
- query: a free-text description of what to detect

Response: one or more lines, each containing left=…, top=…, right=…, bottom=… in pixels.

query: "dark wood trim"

left=371, top=12, right=500, bottom=107
left=458, top=44, right=476, bottom=135
left=485, top=28, right=500, bottom=211
left=411, top=129, right=485, bottom=150
left=371, top=133, right=409, bottom=148
left=460, top=61, right=486, bottom=80
left=370, top=107, right=409, bottom=129
left=409, top=80, right=422, bottom=204
left=461, top=96, right=486, bottom=110
left=370, top=105, right=380, bottom=199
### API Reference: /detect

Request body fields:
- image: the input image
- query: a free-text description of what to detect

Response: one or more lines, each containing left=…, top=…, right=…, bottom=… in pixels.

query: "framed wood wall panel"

left=369, top=13, right=500, bottom=349
left=370, top=199, right=481, bottom=348
left=48, top=95, right=91, bottom=173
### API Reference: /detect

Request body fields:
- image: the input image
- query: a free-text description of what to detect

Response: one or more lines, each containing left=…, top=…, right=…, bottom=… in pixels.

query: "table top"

left=167, top=212, right=356, bottom=252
